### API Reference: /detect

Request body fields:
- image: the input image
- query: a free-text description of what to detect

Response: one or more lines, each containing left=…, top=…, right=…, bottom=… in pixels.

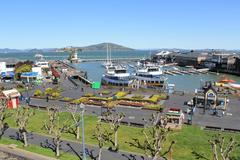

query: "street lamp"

left=79, top=103, right=87, bottom=160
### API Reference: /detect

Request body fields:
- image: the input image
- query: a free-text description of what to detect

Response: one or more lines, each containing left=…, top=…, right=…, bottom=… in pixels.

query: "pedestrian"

left=46, top=95, right=49, bottom=102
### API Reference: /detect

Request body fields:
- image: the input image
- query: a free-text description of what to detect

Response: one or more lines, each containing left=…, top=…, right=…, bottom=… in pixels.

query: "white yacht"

left=134, top=66, right=166, bottom=88
left=35, top=54, right=49, bottom=68
left=101, top=65, right=133, bottom=86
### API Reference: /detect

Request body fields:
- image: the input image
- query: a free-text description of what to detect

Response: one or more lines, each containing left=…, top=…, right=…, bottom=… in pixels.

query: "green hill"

left=81, top=43, right=134, bottom=51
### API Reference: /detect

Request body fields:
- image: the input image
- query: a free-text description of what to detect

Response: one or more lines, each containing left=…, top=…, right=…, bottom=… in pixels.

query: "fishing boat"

left=101, top=65, right=133, bottom=86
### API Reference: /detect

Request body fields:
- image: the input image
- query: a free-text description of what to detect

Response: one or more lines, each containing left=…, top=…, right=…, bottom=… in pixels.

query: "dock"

left=164, top=68, right=209, bottom=76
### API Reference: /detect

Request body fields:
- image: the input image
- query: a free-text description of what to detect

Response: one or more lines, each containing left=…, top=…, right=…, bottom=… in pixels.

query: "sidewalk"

left=0, top=144, right=56, bottom=160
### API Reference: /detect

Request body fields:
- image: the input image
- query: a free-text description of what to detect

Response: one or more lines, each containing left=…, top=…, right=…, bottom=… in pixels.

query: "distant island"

left=81, top=43, right=135, bottom=51
left=0, top=42, right=134, bottom=53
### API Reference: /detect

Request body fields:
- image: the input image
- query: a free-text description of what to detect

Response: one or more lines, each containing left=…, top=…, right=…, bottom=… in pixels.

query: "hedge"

left=34, top=89, right=42, bottom=97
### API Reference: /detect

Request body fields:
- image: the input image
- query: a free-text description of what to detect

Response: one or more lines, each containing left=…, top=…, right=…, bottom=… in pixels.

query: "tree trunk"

left=152, top=151, right=161, bottom=160
left=153, top=155, right=160, bottom=160
left=23, top=132, right=28, bottom=147
left=114, top=131, right=118, bottom=148
left=56, top=140, right=60, bottom=157
left=213, top=144, right=219, bottom=160
left=76, top=126, right=80, bottom=140
left=98, top=148, right=102, bottom=160
left=48, top=128, right=52, bottom=134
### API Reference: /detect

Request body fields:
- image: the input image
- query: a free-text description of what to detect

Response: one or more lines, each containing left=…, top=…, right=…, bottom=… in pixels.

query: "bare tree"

left=128, top=113, right=175, bottom=160
left=0, top=99, right=11, bottom=139
left=66, top=105, right=82, bottom=140
left=102, top=109, right=125, bottom=151
left=51, top=115, right=68, bottom=158
left=15, top=106, right=35, bottom=147
left=93, top=122, right=112, bottom=160
left=43, top=108, right=68, bottom=158
left=209, top=134, right=237, bottom=160
left=43, top=106, right=58, bottom=134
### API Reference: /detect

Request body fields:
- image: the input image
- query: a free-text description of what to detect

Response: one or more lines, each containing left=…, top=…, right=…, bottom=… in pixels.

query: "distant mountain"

left=0, top=48, right=23, bottom=53
left=81, top=43, right=135, bottom=51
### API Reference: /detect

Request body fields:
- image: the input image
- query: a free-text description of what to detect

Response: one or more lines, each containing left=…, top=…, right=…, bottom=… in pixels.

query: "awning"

left=21, top=72, right=38, bottom=77
left=2, top=89, right=20, bottom=98
left=1, top=71, right=14, bottom=78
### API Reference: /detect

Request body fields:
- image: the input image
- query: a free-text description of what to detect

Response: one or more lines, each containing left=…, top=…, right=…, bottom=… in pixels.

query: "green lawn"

left=2, top=108, right=240, bottom=160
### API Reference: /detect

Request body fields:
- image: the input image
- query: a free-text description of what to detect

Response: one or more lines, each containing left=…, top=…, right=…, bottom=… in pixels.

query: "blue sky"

left=0, top=0, right=240, bottom=49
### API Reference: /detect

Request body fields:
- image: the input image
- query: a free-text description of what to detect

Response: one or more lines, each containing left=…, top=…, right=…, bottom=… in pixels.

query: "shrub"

left=101, top=90, right=111, bottom=95
left=34, top=89, right=42, bottom=97
left=61, top=97, right=74, bottom=102
left=45, top=88, right=53, bottom=95
left=71, top=97, right=89, bottom=104
left=158, top=94, right=167, bottom=100
left=115, top=91, right=128, bottom=98
left=104, top=101, right=118, bottom=109
left=149, top=95, right=161, bottom=103
left=51, top=92, right=60, bottom=98
left=84, top=93, right=95, bottom=97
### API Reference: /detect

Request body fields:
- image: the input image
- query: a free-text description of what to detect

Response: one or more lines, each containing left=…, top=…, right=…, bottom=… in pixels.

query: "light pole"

left=80, top=103, right=87, bottom=160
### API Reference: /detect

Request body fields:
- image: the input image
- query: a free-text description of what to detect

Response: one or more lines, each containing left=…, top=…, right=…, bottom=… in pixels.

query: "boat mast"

left=107, top=43, right=109, bottom=64
left=109, top=46, right=112, bottom=64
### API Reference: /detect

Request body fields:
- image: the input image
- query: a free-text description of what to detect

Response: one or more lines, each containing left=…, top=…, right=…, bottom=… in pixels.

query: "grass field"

left=2, top=108, right=240, bottom=160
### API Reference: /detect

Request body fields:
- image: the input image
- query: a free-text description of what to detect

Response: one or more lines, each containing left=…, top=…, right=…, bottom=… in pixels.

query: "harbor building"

left=174, top=52, right=208, bottom=68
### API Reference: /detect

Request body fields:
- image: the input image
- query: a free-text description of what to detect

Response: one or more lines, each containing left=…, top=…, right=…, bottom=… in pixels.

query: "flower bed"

left=85, top=100, right=103, bottom=106
left=118, top=97, right=155, bottom=103
left=118, top=101, right=144, bottom=107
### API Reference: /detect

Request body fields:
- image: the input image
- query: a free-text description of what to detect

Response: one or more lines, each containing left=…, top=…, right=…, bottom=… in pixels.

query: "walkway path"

left=0, top=144, right=56, bottom=160
left=3, top=128, right=148, bottom=160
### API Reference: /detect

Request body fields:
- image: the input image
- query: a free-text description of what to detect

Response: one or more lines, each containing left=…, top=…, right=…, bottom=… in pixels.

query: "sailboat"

left=102, top=43, right=113, bottom=69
